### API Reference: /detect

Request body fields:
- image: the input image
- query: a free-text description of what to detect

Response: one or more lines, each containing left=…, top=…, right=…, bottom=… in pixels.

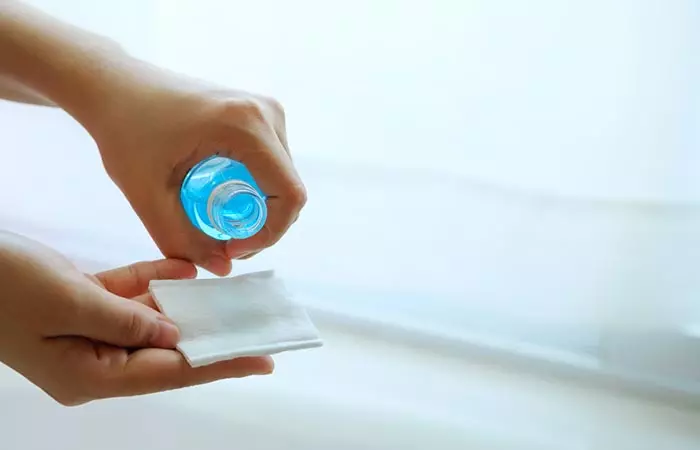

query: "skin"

left=0, top=1, right=306, bottom=275
left=0, top=1, right=302, bottom=403
left=0, top=232, right=273, bottom=405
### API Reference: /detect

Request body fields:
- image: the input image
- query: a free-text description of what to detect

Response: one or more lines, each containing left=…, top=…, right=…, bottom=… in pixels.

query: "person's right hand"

left=0, top=232, right=273, bottom=406
left=1, top=1, right=306, bottom=275
left=84, top=64, right=306, bottom=276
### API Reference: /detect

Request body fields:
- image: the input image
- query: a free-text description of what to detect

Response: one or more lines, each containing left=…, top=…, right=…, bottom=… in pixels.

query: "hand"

left=0, top=232, right=273, bottom=406
left=87, top=64, right=306, bottom=276
left=1, top=3, right=305, bottom=275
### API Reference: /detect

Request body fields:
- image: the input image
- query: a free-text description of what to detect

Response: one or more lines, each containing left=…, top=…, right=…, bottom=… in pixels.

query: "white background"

left=2, top=0, right=700, bottom=448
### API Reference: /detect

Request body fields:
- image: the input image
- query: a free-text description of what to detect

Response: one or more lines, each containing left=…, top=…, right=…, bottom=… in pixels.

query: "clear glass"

left=180, top=155, right=267, bottom=240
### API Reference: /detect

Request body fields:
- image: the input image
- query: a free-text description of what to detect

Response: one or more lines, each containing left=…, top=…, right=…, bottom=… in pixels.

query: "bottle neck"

left=207, top=180, right=266, bottom=239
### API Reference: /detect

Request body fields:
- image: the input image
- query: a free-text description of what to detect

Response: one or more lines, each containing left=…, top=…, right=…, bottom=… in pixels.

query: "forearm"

left=0, top=1, right=137, bottom=129
left=0, top=73, right=54, bottom=106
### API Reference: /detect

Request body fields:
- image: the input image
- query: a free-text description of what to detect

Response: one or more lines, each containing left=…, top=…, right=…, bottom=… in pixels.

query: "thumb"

left=70, top=287, right=180, bottom=348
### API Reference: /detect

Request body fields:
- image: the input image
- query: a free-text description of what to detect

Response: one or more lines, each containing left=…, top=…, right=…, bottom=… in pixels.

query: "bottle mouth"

left=207, top=180, right=267, bottom=239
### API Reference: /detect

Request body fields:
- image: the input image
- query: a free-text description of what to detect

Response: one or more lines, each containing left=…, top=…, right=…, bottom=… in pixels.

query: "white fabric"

left=149, top=270, right=323, bottom=368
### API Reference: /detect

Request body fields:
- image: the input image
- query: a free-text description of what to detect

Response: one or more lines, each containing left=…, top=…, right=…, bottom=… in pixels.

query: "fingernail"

left=239, top=251, right=259, bottom=260
left=253, top=366, right=274, bottom=376
left=255, top=357, right=275, bottom=375
left=203, top=257, right=231, bottom=276
left=226, top=244, right=255, bottom=260
left=152, top=317, right=180, bottom=348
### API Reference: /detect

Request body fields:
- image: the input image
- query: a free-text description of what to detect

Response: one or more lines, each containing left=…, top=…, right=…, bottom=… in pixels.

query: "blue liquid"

left=180, top=155, right=267, bottom=240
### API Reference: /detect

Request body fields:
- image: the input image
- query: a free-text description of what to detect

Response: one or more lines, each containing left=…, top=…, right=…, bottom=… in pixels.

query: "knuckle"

left=126, top=262, right=140, bottom=280
left=175, top=360, right=192, bottom=389
left=262, top=96, right=285, bottom=118
left=220, top=98, right=265, bottom=124
left=126, top=262, right=148, bottom=292
left=288, top=183, right=308, bottom=209
left=124, top=310, right=146, bottom=341
left=159, top=359, right=192, bottom=392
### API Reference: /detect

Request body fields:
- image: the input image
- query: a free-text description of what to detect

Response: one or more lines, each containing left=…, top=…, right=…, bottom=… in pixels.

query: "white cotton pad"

left=149, top=270, right=323, bottom=368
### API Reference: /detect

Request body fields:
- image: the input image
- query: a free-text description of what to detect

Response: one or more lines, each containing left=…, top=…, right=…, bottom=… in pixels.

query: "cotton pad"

left=149, top=270, right=323, bottom=368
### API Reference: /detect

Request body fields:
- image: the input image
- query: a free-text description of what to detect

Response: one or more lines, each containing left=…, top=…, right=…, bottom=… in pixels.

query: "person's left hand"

left=0, top=232, right=273, bottom=406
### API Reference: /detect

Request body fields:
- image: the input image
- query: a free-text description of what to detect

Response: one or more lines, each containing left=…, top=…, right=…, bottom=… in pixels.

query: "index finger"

left=95, top=259, right=197, bottom=299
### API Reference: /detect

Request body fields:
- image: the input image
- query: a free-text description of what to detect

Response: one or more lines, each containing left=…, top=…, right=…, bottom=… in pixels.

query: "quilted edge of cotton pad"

left=181, top=338, right=325, bottom=368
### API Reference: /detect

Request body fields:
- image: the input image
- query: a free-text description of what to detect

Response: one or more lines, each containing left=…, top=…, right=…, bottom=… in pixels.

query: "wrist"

left=0, top=74, right=56, bottom=106
left=0, top=1, right=135, bottom=132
